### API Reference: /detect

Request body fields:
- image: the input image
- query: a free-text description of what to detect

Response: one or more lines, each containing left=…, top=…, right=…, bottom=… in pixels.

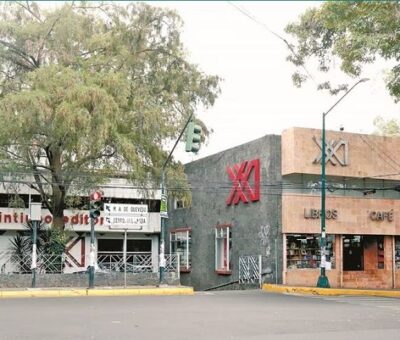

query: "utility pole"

left=317, top=78, right=369, bottom=288
left=88, top=190, right=103, bottom=289
left=159, top=113, right=198, bottom=285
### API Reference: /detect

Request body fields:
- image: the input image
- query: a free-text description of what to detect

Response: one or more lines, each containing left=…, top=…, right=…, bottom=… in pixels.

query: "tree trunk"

left=49, top=148, right=66, bottom=231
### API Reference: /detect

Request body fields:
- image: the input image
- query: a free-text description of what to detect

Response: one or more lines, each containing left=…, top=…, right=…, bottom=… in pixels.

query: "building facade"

left=282, top=127, right=400, bottom=289
left=0, top=178, right=163, bottom=282
left=167, top=135, right=282, bottom=291
left=168, top=127, right=400, bottom=290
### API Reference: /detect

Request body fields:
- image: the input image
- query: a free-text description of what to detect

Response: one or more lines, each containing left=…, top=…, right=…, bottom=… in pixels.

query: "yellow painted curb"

left=58, top=289, right=87, bottom=298
left=0, top=289, right=88, bottom=299
left=86, top=287, right=194, bottom=297
left=0, top=287, right=194, bottom=299
left=262, top=284, right=400, bottom=298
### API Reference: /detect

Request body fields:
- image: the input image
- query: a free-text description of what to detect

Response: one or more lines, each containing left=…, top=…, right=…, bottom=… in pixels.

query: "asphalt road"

left=0, top=290, right=400, bottom=340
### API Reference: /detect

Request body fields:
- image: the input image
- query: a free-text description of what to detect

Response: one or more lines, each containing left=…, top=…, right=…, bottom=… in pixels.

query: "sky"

left=40, top=1, right=399, bottom=164
left=149, top=1, right=399, bottom=164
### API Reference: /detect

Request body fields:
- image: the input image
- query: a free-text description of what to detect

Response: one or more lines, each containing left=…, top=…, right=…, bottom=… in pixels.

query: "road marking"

left=304, top=294, right=400, bottom=312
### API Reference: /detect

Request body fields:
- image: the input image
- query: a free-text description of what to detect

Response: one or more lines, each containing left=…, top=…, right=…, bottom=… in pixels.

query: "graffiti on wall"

left=258, top=224, right=271, bottom=257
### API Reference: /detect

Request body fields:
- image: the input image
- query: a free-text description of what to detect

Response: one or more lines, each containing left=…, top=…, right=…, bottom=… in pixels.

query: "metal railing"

left=0, top=251, right=64, bottom=274
left=0, top=251, right=180, bottom=275
left=97, top=252, right=153, bottom=273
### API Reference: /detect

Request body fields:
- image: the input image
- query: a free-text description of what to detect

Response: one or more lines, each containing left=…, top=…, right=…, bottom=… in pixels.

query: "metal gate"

left=239, top=255, right=262, bottom=287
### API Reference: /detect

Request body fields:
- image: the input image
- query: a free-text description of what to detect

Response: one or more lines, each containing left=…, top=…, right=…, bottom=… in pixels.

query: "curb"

left=0, top=286, right=194, bottom=299
left=262, top=284, right=400, bottom=298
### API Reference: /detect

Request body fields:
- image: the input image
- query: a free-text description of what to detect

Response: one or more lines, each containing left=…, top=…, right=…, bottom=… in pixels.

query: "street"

left=0, top=290, right=400, bottom=340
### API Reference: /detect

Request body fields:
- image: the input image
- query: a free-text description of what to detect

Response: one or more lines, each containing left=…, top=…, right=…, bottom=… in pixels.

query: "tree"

left=0, top=2, right=221, bottom=230
left=285, top=1, right=400, bottom=101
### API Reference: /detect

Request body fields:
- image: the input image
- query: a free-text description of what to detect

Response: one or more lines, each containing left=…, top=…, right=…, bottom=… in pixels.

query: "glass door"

left=343, top=235, right=364, bottom=271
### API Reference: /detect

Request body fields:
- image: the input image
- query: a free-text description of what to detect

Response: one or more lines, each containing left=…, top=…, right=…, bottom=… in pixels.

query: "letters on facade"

left=226, top=159, right=260, bottom=206
left=370, top=210, right=394, bottom=222
left=0, top=211, right=104, bottom=225
left=312, top=136, right=349, bottom=166
left=304, top=208, right=338, bottom=220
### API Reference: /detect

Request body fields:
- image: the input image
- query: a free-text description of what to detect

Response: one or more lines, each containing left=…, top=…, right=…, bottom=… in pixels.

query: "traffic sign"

left=104, top=204, right=148, bottom=229
left=104, top=203, right=148, bottom=215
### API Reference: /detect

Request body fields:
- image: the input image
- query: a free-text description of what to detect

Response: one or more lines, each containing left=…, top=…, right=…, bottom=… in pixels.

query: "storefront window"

left=286, top=234, right=335, bottom=270
left=215, top=225, right=232, bottom=274
left=395, top=237, right=400, bottom=270
left=170, top=228, right=191, bottom=272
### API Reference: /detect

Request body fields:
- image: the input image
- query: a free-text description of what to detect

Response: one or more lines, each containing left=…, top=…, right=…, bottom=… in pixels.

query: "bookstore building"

left=168, top=127, right=400, bottom=290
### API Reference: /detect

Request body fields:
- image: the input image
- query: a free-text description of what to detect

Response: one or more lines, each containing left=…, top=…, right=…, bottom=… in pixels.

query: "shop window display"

left=286, top=234, right=335, bottom=270
left=395, top=237, right=400, bottom=270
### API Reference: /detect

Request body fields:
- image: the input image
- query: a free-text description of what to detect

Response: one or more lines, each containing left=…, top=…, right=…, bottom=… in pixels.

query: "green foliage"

left=8, top=194, right=25, bottom=208
left=8, top=221, right=68, bottom=273
left=285, top=1, right=400, bottom=101
left=9, top=221, right=68, bottom=256
left=373, top=116, right=400, bottom=136
left=0, top=2, right=220, bottom=229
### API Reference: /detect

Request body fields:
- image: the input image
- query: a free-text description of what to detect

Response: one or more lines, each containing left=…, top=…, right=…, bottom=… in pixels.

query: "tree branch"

left=15, top=1, right=43, bottom=23
left=36, top=11, right=64, bottom=66
left=26, top=149, right=52, bottom=213
left=0, top=41, right=37, bottom=70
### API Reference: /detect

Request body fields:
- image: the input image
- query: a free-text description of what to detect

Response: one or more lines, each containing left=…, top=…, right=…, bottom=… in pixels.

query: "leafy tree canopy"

left=285, top=1, right=400, bottom=101
left=0, top=1, right=220, bottom=229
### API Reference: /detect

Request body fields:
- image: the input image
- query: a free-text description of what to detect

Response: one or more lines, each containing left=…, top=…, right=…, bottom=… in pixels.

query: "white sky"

left=150, top=1, right=399, bottom=164
left=40, top=1, right=399, bottom=164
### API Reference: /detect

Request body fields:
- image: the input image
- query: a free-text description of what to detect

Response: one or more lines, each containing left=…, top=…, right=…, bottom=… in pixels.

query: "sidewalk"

left=262, top=283, right=400, bottom=298
left=0, top=285, right=194, bottom=299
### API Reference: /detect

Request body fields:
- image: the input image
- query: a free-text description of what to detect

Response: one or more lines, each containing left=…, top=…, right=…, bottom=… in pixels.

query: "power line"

left=360, top=134, right=400, bottom=171
left=227, top=1, right=318, bottom=86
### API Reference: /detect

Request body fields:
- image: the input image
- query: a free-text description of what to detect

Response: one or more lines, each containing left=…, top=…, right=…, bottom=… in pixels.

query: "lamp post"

left=317, top=78, right=369, bottom=288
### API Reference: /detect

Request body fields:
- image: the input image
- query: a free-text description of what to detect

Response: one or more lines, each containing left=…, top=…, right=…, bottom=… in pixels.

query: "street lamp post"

left=317, top=78, right=369, bottom=288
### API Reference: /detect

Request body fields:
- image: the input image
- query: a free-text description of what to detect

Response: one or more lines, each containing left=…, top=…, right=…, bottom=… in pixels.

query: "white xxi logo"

left=313, top=136, right=349, bottom=166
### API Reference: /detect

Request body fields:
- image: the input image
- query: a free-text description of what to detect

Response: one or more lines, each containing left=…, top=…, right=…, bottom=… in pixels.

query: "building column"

left=339, top=234, right=343, bottom=288
left=152, top=235, right=159, bottom=273
left=282, top=234, right=287, bottom=285
left=392, top=236, right=396, bottom=289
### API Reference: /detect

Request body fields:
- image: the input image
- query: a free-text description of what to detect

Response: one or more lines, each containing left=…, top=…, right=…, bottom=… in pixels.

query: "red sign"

left=90, top=191, right=103, bottom=201
left=226, top=159, right=260, bottom=205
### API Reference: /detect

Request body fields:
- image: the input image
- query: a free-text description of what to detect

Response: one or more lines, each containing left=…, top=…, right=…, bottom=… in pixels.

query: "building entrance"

left=343, top=235, right=363, bottom=271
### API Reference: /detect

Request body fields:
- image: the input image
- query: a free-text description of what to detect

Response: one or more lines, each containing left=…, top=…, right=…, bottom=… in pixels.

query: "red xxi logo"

left=226, top=159, right=260, bottom=206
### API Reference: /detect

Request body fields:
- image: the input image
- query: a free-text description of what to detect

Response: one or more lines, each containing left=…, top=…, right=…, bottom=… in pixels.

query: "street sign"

left=160, top=194, right=168, bottom=218
left=104, top=203, right=148, bottom=215
left=104, top=204, right=148, bottom=229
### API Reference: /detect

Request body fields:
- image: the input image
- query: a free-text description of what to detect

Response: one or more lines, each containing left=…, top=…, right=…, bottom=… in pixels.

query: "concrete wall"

left=168, top=135, right=282, bottom=291
left=0, top=272, right=179, bottom=288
